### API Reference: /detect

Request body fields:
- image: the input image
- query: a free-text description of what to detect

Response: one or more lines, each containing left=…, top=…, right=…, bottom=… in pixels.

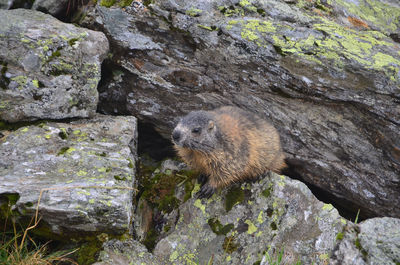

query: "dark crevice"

left=137, top=122, right=175, bottom=161
left=281, top=159, right=367, bottom=222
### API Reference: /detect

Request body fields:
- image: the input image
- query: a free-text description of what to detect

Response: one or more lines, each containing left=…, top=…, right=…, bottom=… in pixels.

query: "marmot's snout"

left=172, top=130, right=181, bottom=143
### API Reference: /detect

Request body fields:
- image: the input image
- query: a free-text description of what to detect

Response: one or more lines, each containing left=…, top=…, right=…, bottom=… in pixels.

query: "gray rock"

left=32, top=0, right=69, bottom=17
left=86, top=0, right=400, bottom=219
left=0, top=114, right=137, bottom=237
left=331, top=217, right=400, bottom=265
left=94, top=239, right=164, bottom=265
left=0, top=0, right=11, bottom=9
left=160, top=159, right=187, bottom=174
left=153, top=172, right=346, bottom=264
left=0, top=0, right=32, bottom=9
left=0, top=9, right=109, bottom=122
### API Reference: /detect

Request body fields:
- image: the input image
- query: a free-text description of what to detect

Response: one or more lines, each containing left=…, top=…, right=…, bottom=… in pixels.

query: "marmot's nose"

left=172, top=130, right=181, bottom=142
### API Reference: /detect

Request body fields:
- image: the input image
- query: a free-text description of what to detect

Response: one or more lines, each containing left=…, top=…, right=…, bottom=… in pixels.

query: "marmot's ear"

left=208, top=120, right=214, bottom=130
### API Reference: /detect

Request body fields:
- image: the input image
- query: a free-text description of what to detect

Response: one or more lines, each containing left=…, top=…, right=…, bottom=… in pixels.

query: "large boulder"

left=0, top=9, right=109, bottom=122
left=331, top=217, right=400, bottom=265
left=0, top=114, right=137, bottom=237
left=85, top=0, right=400, bottom=219
left=152, top=172, right=346, bottom=265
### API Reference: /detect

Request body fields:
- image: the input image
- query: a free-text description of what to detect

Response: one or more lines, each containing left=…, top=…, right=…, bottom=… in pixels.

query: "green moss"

left=208, top=218, right=234, bottom=235
left=127, top=158, right=134, bottom=168
left=270, top=221, right=277, bottom=230
left=68, top=37, right=80, bottom=46
left=355, top=238, right=362, bottom=250
left=163, top=223, right=171, bottom=233
left=183, top=177, right=195, bottom=202
left=143, top=0, right=153, bottom=7
left=58, top=128, right=68, bottom=140
left=158, top=194, right=180, bottom=213
left=114, top=175, right=127, bottom=181
left=97, top=152, right=107, bottom=157
left=336, top=232, right=344, bottom=240
left=100, top=0, right=116, bottom=7
left=262, top=184, right=273, bottom=197
left=45, top=47, right=62, bottom=63
left=118, top=0, right=133, bottom=7
left=225, top=185, right=244, bottom=212
left=0, top=194, right=20, bottom=219
left=76, top=240, right=103, bottom=265
left=142, top=228, right=159, bottom=251
left=222, top=236, right=239, bottom=254
left=186, top=8, right=202, bottom=17
left=137, top=158, right=196, bottom=214
left=57, top=147, right=71, bottom=156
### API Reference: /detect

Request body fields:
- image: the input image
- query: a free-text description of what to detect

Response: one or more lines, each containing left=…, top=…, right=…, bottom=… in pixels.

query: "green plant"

left=354, top=209, right=361, bottom=224
left=262, top=247, right=302, bottom=265
left=0, top=221, right=77, bottom=265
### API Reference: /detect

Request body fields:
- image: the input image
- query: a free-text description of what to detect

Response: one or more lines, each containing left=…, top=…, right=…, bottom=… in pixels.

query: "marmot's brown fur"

left=172, top=106, right=286, bottom=198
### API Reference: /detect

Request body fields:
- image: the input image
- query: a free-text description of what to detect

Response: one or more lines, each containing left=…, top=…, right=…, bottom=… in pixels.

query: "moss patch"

left=76, top=240, right=103, bottom=265
left=142, top=228, right=159, bottom=251
left=138, top=162, right=196, bottom=214
left=261, top=183, right=273, bottom=198
left=222, top=236, right=239, bottom=254
left=208, top=218, right=234, bottom=235
left=99, top=0, right=134, bottom=7
left=100, top=0, right=116, bottom=7
left=186, top=8, right=202, bottom=17
left=225, top=185, right=245, bottom=212
left=136, top=157, right=198, bottom=249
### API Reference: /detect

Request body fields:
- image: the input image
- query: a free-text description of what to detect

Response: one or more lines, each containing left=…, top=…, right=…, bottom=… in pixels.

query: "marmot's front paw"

left=196, top=182, right=215, bottom=199
left=197, top=173, right=208, bottom=186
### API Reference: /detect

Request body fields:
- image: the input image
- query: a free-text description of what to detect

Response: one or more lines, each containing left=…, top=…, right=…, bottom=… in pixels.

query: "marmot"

left=172, top=106, right=286, bottom=198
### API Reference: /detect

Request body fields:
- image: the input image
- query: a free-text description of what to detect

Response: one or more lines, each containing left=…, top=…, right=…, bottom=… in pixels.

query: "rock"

left=133, top=158, right=193, bottom=249
left=0, top=0, right=33, bottom=9
left=160, top=159, right=187, bottom=174
left=0, top=9, right=109, bottom=122
left=0, top=0, right=11, bottom=9
left=32, top=0, right=69, bottom=18
left=94, top=239, right=164, bottom=265
left=331, top=217, right=400, bottom=265
left=86, top=0, right=400, bottom=219
left=0, top=114, right=137, bottom=237
left=152, top=172, right=346, bottom=264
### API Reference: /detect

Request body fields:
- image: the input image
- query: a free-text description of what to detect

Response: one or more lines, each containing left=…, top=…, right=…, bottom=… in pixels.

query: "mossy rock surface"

left=0, top=114, right=137, bottom=239
left=153, top=173, right=346, bottom=264
left=0, top=9, right=109, bottom=122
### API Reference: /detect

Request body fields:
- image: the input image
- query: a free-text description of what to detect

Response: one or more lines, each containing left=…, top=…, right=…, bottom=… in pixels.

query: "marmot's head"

left=172, top=110, right=218, bottom=152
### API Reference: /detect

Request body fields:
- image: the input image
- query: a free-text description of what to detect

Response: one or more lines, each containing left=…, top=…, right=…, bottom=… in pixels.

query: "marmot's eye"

left=192, top=127, right=201, bottom=134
